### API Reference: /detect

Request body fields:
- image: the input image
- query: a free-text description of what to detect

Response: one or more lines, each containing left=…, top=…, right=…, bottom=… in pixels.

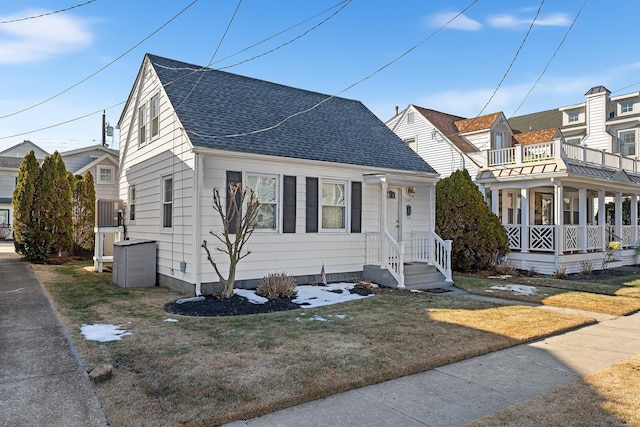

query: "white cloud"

left=488, top=12, right=572, bottom=29
left=0, top=10, right=93, bottom=64
left=426, top=12, right=482, bottom=31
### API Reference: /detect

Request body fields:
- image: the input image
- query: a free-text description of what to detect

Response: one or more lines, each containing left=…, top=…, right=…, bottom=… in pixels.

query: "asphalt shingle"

left=148, top=54, right=436, bottom=174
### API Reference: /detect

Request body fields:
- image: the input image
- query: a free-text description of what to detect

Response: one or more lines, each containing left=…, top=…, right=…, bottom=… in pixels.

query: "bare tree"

left=201, top=183, right=261, bottom=298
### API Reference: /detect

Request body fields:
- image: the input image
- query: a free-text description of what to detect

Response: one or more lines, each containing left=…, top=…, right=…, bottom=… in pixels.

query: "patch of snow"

left=488, top=275, right=512, bottom=280
left=164, top=318, right=179, bottom=323
left=292, top=282, right=373, bottom=308
left=489, top=284, right=538, bottom=296
left=81, top=324, right=131, bottom=342
left=334, top=314, right=347, bottom=319
left=176, top=296, right=205, bottom=304
left=309, top=315, right=328, bottom=322
left=234, top=289, right=268, bottom=304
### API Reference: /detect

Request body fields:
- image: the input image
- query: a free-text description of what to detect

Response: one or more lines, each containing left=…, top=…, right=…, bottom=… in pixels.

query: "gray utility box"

left=112, top=239, right=157, bottom=288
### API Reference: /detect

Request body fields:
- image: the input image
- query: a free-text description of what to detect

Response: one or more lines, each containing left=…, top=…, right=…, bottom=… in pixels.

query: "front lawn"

left=454, top=276, right=640, bottom=316
left=35, top=262, right=595, bottom=426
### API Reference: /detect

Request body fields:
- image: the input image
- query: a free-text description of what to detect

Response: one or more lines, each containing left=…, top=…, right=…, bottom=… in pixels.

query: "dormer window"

left=568, top=112, right=579, bottom=123
left=622, top=102, right=634, bottom=114
left=494, top=131, right=508, bottom=149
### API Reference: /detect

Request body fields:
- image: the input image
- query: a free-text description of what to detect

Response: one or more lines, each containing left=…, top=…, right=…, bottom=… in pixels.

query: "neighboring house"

left=117, top=54, right=451, bottom=295
left=0, top=141, right=120, bottom=242
left=0, top=141, right=48, bottom=239
left=385, top=105, right=504, bottom=195
left=61, top=145, right=120, bottom=200
left=391, top=86, right=640, bottom=275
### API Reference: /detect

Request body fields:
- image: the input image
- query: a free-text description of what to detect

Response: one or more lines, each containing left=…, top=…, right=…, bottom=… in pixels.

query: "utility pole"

left=102, top=110, right=106, bottom=147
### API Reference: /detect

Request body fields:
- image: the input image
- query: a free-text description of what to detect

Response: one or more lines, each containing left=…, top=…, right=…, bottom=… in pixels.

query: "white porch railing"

left=365, top=231, right=405, bottom=288
left=412, top=231, right=453, bottom=283
left=487, top=139, right=640, bottom=173
left=504, top=223, right=635, bottom=253
left=365, top=231, right=453, bottom=286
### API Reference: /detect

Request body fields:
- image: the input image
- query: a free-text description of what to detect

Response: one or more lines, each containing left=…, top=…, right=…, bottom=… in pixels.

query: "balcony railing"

left=487, top=140, right=640, bottom=173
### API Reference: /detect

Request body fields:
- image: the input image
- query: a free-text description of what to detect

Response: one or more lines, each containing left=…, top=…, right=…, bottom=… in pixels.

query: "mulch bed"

left=164, top=287, right=374, bottom=317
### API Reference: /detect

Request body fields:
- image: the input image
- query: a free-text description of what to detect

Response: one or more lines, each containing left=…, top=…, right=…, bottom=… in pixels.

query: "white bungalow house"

left=389, top=86, right=640, bottom=275
left=116, top=54, right=451, bottom=295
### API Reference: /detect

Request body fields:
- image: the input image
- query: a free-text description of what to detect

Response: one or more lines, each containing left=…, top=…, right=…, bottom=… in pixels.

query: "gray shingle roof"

left=508, top=109, right=562, bottom=133
left=147, top=54, right=436, bottom=174
left=0, top=156, right=22, bottom=168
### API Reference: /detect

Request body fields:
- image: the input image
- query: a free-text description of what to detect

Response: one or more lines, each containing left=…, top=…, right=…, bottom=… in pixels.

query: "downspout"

left=193, top=151, right=203, bottom=296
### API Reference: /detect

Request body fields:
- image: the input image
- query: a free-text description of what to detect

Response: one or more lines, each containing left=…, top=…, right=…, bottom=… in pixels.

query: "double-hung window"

left=494, top=131, right=508, bottom=150
left=247, top=175, right=277, bottom=230
left=162, top=177, right=173, bottom=228
left=98, top=166, right=114, bottom=184
left=618, top=130, right=636, bottom=157
left=129, top=185, right=136, bottom=221
left=622, top=102, right=634, bottom=114
left=150, top=94, right=160, bottom=138
left=0, top=209, right=9, bottom=226
left=568, top=112, right=580, bottom=123
left=321, top=181, right=346, bottom=230
left=138, top=106, right=148, bottom=146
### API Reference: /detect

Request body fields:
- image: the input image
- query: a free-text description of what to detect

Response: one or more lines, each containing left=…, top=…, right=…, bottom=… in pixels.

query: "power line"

left=477, top=0, right=545, bottom=116
left=0, top=0, right=351, bottom=140
left=0, top=101, right=126, bottom=140
left=173, top=0, right=244, bottom=113
left=510, top=0, right=588, bottom=118
left=0, top=0, right=200, bottom=120
left=189, top=0, right=479, bottom=140
left=0, top=0, right=98, bottom=24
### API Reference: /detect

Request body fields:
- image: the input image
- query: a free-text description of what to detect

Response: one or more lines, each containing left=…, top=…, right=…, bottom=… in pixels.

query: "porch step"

left=363, top=263, right=453, bottom=290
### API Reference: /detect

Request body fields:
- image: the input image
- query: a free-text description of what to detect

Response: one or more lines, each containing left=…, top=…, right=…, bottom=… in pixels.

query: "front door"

left=386, top=188, right=401, bottom=241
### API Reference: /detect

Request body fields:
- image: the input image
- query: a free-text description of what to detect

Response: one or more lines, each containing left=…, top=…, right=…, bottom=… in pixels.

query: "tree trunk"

left=222, top=265, right=236, bottom=298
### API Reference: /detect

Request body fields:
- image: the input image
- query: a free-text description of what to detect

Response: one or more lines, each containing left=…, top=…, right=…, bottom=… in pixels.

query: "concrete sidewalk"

left=229, top=303, right=640, bottom=426
left=0, top=252, right=108, bottom=426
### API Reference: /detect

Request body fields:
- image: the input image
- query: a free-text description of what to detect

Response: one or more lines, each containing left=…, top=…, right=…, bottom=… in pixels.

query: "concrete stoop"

left=363, top=263, right=451, bottom=290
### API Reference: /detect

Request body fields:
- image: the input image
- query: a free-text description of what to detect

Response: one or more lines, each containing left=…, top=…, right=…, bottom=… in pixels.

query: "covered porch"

left=362, top=172, right=452, bottom=288
left=478, top=141, right=640, bottom=275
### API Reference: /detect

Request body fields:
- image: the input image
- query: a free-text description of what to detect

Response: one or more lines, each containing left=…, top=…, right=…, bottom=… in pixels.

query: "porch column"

left=554, top=182, right=563, bottom=265
left=632, top=194, right=639, bottom=248
left=615, top=192, right=623, bottom=243
left=520, top=188, right=529, bottom=253
left=380, top=176, right=388, bottom=265
left=491, top=188, right=499, bottom=216
left=579, top=188, right=587, bottom=253
left=598, top=190, right=606, bottom=250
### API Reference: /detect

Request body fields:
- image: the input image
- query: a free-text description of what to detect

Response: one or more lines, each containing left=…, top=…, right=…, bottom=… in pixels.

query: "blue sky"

left=0, top=0, right=638, bottom=153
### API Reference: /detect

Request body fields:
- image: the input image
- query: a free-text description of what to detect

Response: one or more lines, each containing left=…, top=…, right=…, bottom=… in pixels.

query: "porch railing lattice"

left=529, top=225, right=555, bottom=252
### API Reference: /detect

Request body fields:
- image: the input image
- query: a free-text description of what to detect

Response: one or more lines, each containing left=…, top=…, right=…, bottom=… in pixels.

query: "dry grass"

left=35, top=261, right=597, bottom=427
left=454, top=276, right=640, bottom=316
left=465, top=354, right=640, bottom=427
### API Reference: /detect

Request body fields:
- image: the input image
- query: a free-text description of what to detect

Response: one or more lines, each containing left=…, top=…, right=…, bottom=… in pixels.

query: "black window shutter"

left=283, top=175, right=296, bottom=233
left=226, top=171, right=242, bottom=234
left=351, top=181, right=362, bottom=233
left=306, top=177, right=318, bottom=233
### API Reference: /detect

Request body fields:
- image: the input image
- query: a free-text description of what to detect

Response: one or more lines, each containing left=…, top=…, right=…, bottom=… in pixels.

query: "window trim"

left=0, top=208, right=9, bottom=226
left=568, top=111, right=580, bottom=123
left=98, top=165, right=115, bottom=184
left=138, top=105, right=148, bottom=146
left=618, top=129, right=636, bottom=157
left=621, top=102, right=634, bottom=114
left=129, top=185, right=136, bottom=221
left=320, top=179, right=348, bottom=232
left=150, top=93, right=160, bottom=139
left=162, top=176, right=173, bottom=229
left=246, top=173, right=279, bottom=232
